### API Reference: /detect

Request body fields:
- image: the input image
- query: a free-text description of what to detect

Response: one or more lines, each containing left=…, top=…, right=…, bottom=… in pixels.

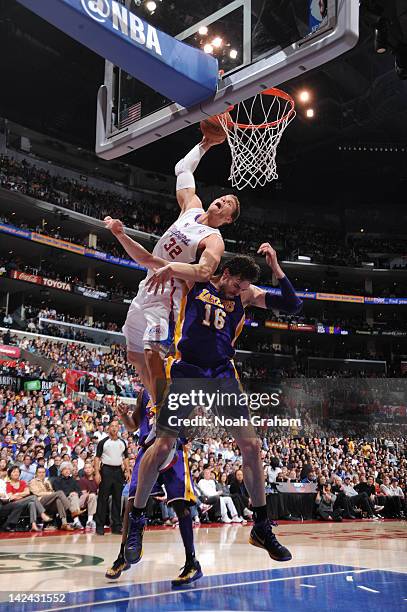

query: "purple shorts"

left=129, top=445, right=196, bottom=505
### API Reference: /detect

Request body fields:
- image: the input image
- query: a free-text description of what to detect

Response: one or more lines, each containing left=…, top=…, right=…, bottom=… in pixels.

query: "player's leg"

left=122, top=298, right=155, bottom=397
left=170, top=501, right=203, bottom=587
left=105, top=498, right=132, bottom=579
left=144, top=345, right=166, bottom=406
left=163, top=447, right=203, bottom=587
left=231, top=428, right=292, bottom=562
left=107, top=449, right=148, bottom=572
left=216, top=363, right=291, bottom=561
left=127, top=350, right=151, bottom=392
left=142, top=304, right=172, bottom=405
left=126, top=435, right=177, bottom=564
left=127, top=370, right=188, bottom=564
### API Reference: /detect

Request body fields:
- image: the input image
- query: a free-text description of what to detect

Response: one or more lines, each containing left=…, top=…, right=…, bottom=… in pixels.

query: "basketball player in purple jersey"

left=104, top=135, right=239, bottom=406
left=106, top=233, right=302, bottom=567
left=106, top=389, right=202, bottom=586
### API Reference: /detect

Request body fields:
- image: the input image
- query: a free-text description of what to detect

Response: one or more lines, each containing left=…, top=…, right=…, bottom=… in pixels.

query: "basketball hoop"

left=218, top=88, right=296, bottom=190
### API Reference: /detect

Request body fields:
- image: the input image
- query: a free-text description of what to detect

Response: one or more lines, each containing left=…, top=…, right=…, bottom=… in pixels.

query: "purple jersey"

left=174, top=281, right=245, bottom=368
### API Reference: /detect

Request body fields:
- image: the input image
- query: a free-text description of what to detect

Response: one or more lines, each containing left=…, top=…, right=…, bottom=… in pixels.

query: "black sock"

left=119, top=542, right=125, bottom=557
left=178, top=511, right=195, bottom=561
left=252, top=505, right=268, bottom=524
left=132, top=506, right=146, bottom=519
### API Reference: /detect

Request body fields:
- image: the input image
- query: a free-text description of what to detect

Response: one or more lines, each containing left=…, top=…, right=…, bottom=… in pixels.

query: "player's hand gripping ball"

left=200, top=112, right=231, bottom=144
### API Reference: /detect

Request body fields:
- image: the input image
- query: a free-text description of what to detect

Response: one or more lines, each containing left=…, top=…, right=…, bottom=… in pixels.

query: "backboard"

left=96, top=0, right=359, bottom=160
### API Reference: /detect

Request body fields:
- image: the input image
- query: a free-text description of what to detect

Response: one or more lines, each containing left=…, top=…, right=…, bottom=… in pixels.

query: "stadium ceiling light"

left=212, top=37, right=223, bottom=48
left=299, top=90, right=310, bottom=103
left=204, top=43, right=214, bottom=54
left=306, top=108, right=315, bottom=118
left=229, top=49, right=238, bottom=59
left=146, top=1, right=157, bottom=12
left=198, top=26, right=208, bottom=36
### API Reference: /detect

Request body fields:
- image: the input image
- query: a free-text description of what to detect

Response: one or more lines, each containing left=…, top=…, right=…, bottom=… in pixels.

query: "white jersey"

left=136, top=207, right=221, bottom=310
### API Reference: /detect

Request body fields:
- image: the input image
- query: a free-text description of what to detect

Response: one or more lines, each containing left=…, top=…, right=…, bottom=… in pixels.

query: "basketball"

left=200, top=113, right=229, bottom=143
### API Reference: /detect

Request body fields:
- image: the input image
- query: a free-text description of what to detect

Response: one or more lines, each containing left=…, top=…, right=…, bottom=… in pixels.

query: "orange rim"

left=220, top=88, right=295, bottom=130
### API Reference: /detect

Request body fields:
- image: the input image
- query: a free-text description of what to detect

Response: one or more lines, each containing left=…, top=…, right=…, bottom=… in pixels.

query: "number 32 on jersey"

left=164, top=237, right=182, bottom=259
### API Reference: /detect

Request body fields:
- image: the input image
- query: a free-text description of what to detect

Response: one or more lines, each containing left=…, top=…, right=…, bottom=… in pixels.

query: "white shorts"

left=122, top=282, right=179, bottom=354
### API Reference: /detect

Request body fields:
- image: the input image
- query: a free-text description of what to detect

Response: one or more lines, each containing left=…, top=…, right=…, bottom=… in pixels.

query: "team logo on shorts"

left=148, top=325, right=162, bottom=339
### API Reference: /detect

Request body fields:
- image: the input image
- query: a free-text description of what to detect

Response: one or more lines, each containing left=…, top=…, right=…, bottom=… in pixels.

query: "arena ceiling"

left=1, top=0, right=407, bottom=204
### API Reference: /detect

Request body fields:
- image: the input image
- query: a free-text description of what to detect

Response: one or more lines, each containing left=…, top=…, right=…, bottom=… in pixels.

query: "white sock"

left=88, top=515, right=93, bottom=522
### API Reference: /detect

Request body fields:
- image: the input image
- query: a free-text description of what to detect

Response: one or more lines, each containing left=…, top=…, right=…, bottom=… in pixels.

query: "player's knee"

left=144, top=348, right=154, bottom=365
left=172, top=500, right=190, bottom=519
left=154, top=437, right=175, bottom=460
left=127, top=350, right=143, bottom=367
left=239, top=437, right=262, bottom=457
left=144, top=346, right=163, bottom=366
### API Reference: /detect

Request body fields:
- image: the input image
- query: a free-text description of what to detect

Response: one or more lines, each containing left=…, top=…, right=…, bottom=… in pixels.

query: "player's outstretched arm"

left=175, top=137, right=219, bottom=213
left=243, top=243, right=303, bottom=314
left=146, top=233, right=224, bottom=294
left=116, top=397, right=142, bottom=433
left=104, top=216, right=166, bottom=270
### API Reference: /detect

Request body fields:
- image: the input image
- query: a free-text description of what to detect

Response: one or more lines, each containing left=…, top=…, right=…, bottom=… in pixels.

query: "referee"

left=95, top=419, right=130, bottom=535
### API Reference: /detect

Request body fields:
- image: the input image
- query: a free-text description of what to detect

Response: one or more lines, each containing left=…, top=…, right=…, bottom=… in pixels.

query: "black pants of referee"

left=95, top=465, right=124, bottom=532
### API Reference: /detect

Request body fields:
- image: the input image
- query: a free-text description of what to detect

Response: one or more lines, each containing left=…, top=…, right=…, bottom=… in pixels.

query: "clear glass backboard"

left=96, top=0, right=359, bottom=159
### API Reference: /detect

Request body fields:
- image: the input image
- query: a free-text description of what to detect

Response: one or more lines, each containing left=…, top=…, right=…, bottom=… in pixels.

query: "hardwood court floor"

left=0, top=520, right=406, bottom=611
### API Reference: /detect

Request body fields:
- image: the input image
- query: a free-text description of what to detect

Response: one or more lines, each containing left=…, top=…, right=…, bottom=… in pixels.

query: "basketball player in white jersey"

left=104, top=136, right=240, bottom=403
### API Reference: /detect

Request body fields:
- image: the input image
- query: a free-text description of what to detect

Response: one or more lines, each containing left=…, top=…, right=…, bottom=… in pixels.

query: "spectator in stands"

left=355, top=474, right=384, bottom=515
left=0, top=476, right=25, bottom=531
left=315, top=483, right=342, bottom=521
left=267, top=457, right=281, bottom=484
left=196, top=468, right=223, bottom=522
left=229, top=469, right=254, bottom=519
left=217, top=471, right=246, bottom=523
left=342, top=475, right=378, bottom=519
left=301, top=469, right=317, bottom=484
left=20, top=455, right=36, bottom=483
left=331, top=475, right=357, bottom=519
left=52, top=462, right=86, bottom=529
left=380, top=476, right=404, bottom=518
left=77, top=461, right=98, bottom=530
left=29, top=466, right=73, bottom=530
left=48, top=455, right=62, bottom=478
left=5, top=465, right=52, bottom=531
left=389, top=478, right=405, bottom=514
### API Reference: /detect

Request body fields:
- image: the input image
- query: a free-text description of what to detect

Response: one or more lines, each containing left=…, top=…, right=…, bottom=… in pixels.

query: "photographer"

left=315, top=483, right=343, bottom=522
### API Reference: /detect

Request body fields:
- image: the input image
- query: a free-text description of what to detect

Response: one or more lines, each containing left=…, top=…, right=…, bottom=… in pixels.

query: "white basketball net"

left=219, top=90, right=296, bottom=190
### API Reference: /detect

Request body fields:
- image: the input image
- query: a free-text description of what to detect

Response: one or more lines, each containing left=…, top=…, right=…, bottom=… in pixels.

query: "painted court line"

left=357, top=586, right=380, bottom=594
left=34, top=568, right=377, bottom=612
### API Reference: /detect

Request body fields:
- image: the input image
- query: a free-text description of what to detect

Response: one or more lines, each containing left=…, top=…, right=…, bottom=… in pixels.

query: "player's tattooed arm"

left=242, top=243, right=303, bottom=314
left=104, top=216, right=166, bottom=270
left=146, top=233, right=224, bottom=294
